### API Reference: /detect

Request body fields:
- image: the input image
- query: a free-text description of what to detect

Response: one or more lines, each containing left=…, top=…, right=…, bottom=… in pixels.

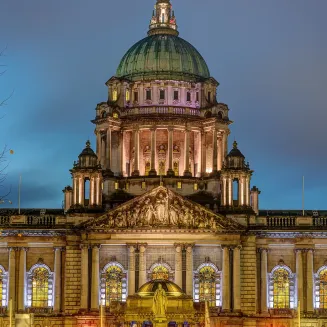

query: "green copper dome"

left=116, top=34, right=210, bottom=82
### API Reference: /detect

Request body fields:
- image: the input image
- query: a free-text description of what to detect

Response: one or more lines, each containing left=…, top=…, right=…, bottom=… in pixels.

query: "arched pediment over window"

left=27, top=262, right=53, bottom=308
left=100, top=262, right=127, bottom=306
left=0, top=265, right=8, bottom=307
left=148, top=262, right=174, bottom=281
left=268, top=264, right=295, bottom=309
left=194, top=262, right=221, bottom=307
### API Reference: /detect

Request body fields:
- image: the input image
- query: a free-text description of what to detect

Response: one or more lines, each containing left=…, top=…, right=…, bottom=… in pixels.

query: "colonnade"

left=97, top=125, right=229, bottom=177
left=221, top=175, right=251, bottom=206
left=81, top=243, right=241, bottom=312
left=7, top=247, right=63, bottom=312
left=72, top=174, right=102, bottom=207
left=259, top=248, right=315, bottom=313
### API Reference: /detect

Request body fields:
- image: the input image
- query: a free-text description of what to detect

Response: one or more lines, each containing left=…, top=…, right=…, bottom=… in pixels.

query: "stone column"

left=185, top=244, right=194, bottom=297
left=73, top=177, right=77, bottom=205
left=139, top=244, right=147, bottom=287
left=90, top=177, right=95, bottom=205
left=128, top=245, right=136, bottom=296
left=174, top=244, right=183, bottom=289
left=96, top=176, right=101, bottom=205
left=132, top=128, right=140, bottom=176
left=96, top=131, right=101, bottom=160
left=306, top=249, right=314, bottom=312
left=245, top=177, right=250, bottom=206
left=221, top=177, right=227, bottom=206
left=184, top=128, right=192, bottom=177
left=218, top=137, right=223, bottom=171
left=149, top=127, right=157, bottom=176
left=18, top=247, right=27, bottom=312
left=260, top=248, right=268, bottom=313
left=118, top=130, right=123, bottom=176
left=167, top=127, right=174, bottom=176
left=228, top=178, right=233, bottom=206
left=295, top=249, right=303, bottom=311
left=101, top=136, right=106, bottom=168
left=53, top=247, right=62, bottom=312
left=212, top=128, right=218, bottom=174
left=106, top=127, right=112, bottom=172
left=233, top=246, right=241, bottom=312
left=91, top=244, right=100, bottom=311
left=239, top=177, right=244, bottom=206
left=223, top=131, right=228, bottom=158
left=222, top=246, right=230, bottom=311
left=8, top=248, right=17, bottom=309
left=201, top=130, right=206, bottom=176
left=80, top=244, right=89, bottom=311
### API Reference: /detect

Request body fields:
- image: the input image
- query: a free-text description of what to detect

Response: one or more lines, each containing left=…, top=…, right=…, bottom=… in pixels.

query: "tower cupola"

left=148, top=0, right=178, bottom=36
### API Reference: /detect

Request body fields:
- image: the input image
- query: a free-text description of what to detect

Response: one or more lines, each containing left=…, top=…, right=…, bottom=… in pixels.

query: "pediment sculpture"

left=82, top=186, right=244, bottom=231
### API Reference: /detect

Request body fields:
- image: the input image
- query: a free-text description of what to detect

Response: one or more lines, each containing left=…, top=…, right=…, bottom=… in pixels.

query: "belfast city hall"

left=1, top=1, right=327, bottom=327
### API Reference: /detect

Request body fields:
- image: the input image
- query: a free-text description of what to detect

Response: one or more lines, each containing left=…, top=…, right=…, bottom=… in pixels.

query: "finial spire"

left=86, top=140, right=91, bottom=148
left=148, top=0, right=178, bottom=36
left=233, top=140, right=238, bottom=149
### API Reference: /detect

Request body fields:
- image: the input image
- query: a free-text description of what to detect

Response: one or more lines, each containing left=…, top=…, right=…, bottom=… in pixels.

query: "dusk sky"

left=0, top=0, right=326, bottom=210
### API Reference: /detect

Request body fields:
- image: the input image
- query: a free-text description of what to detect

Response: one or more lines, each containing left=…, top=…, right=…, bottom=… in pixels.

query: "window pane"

left=174, top=90, right=179, bottom=100
left=134, top=91, right=138, bottom=102
left=199, top=266, right=217, bottom=307
left=160, top=90, right=165, bottom=100
left=273, top=268, right=290, bottom=308
left=146, top=90, right=152, bottom=100
left=105, top=265, right=123, bottom=306
left=32, top=267, right=49, bottom=307
left=187, top=92, right=191, bottom=102
left=320, top=269, right=327, bottom=308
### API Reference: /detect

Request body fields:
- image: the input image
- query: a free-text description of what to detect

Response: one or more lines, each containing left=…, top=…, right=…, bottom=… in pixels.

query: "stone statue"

left=152, top=283, right=167, bottom=316
left=154, top=193, right=168, bottom=225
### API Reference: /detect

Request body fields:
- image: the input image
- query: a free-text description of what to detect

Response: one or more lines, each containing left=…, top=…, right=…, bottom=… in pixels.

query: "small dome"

left=75, top=140, right=99, bottom=169
left=137, top=279, right=184, bottom=297
left=79, top=140, right=97, bottom=158
left=227, top=141, right=245, bottom=158
left=116, top=34, right=210, bottom=82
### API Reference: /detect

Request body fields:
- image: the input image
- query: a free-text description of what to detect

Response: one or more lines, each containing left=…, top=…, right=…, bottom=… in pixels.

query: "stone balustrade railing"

left=0, top=215, right=66, bottom=226
left=120, top=106, right=201, bottom=117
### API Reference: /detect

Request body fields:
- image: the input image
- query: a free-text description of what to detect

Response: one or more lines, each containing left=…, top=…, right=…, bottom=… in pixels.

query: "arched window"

left=112, top=89, right=118, bottom=101
left=125, top=89, right=130, bottom=102
left=268, top=265, right=295, bottom=309
left=194, top=263, right=221, bottom=307
left=315, top=267, right=327, bottom=308
left=0, top=265, right=8, bottom=307
left=217, top=111, right=223, bottom=119
left=27, top=262, right=53, bottom=308
left=100, top=262, right=127, bottom=306
left=148, top=262, right=174, bottom=281
left=173, top=161, right=179, bottom=176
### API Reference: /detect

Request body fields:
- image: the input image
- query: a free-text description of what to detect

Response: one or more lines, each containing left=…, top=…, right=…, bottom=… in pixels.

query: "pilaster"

left=233, top=245, right=241, bottom=312
left=306, top=249, right=314, bottom=312
left=149, top=127, right=157, bottom=176
left=54, top=247, right=63, bottom=312
left=138, top=243, right=147, bottom=288
left=222, top=245, right=230, bottom=312
left=174, top=243, right=183, bottom=289
left=80, top=244, right=89, bottom=311
left=91, top=244, right=100, bottom=311
left=127, top=244, right=136, bottom=296
left=18, top=247, right=28, bottom=312
left=185, top=243, right=194, bottom=297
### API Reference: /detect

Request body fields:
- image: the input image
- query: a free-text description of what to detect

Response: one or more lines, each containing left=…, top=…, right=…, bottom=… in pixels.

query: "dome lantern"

left=148, top=0, right=178, bottom=36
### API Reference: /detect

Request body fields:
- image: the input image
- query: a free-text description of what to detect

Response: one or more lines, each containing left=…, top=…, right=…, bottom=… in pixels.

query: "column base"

left=148, top=169, right=157, bottom=176
left=183, top=171, right=192, bottom=177
left=166, top=169, right=175, bottom=177
left=131, top=170, right=140, bottom=176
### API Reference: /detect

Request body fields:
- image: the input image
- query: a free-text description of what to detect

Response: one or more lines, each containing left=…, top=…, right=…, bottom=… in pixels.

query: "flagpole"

left=9, top=298, right=12, bottom=327
left=18, top=175, right=22, bottom=215
left=298, top=300, right=301, bottom=327
left=302, top=176, right=304, bottom=216
left=100, top=303, right=103, bottom=327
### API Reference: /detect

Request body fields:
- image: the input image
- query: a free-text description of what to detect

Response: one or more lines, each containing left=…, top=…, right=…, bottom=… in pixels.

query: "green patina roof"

left=116, top=34, right=210, bottom=82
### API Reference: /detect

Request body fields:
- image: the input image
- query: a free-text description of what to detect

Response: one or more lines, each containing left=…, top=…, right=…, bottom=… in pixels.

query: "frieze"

left=81, top=186, right=244, bottom=232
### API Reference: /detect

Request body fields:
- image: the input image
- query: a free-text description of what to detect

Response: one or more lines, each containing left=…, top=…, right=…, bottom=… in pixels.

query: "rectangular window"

left=174, top=90, right=179, bottom=100
left=187, top=91, right=191, bottom=102
left=134, top=91, right=138, bottom=102
left=141, top=181, right=146, bottom=189
left=194, top=183, right=198, bottom=191
left=114, top=182, right=119, bottom=190
left=177, top=181, right=182, bottom=189
left=146, top=89, right=152, bottom=100
left=160, top=89, right=165, bottom=100
left=196, top=92, right=199, bottom=102
left=208, top=91, right=211, bottom=102
left=125, top=89, right=130, bottom=102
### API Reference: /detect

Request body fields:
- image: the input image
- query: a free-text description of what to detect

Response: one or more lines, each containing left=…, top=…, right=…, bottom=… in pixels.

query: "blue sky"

left=0, top=0, right=326, bottom=210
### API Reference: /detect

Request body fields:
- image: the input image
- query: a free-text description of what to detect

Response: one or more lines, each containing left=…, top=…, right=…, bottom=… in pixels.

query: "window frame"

left=0, top=265, right=8, bottom=307
left=315, top=266, right=327, bottom=309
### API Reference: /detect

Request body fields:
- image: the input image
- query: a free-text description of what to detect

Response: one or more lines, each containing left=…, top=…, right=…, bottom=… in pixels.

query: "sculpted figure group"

left=101, top=189, right=222, bottom=230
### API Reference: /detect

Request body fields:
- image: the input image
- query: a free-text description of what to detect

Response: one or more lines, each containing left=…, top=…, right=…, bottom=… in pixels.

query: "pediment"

left=81, top=186, right=244, bottom=232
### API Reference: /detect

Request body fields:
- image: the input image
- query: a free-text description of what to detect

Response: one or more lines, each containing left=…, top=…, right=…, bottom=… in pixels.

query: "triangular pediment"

left=81, top=186, right=244, bottom=232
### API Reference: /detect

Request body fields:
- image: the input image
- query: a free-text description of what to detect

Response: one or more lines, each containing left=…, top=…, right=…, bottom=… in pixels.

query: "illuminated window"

left=112, top=89, right=118, bottom=101
left=100, top=263, right=127, bottom=306
left=268, top=265, right=295, bottom=309
left=159, top=160, right=166, bottom=175
left=113, top=112, right=119, bottom=119
left=27, top=263, right=53, bottom=308
left=146, top=89, right=152, bottom=100
left=145, top=161, right=150, bottom=176
left=194, top=263, right=221, bottom=307
left=173, top=90, right=179, bottom=100
left=141, top=181, right=146, bottom=189
left=125, top=182, right=129, bottom=190
left=173, top=161, right=179, bottom=176
left=194, top=183, right=198, bottom=191
left=315, top=267, right=327, bottom=308
left=148, top=262, right=173, bottom=281
left=125, top=89, right=130, bottom=102
left=134, top=91, right=138, bottom=102
left=0, top=265, right=8, bottom=307
left=186, top=91, right=191, bottom=102
left=115, top=182, right=119, bottom=190
left=177, top=182, right=182, bottom=189
left=160, top=89, right=165, bottom=100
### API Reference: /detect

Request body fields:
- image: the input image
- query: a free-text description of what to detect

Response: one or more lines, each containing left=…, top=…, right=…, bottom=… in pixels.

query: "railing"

left=313, top=217, right=327, bottom=227
left=0, top=216, right=9, bottom=224
left=315, top=308, right=327, bottom=316
left=26, top=307, right=53, bottom=314
left=267, top=217, right=296, bottom=227
left=26, top=215, right=56, bottom=226
left=0, top=215, right=59, bottom=226
left=269, top=308, right=295, bottom=316
left=120, top=106, right=201, bottom=117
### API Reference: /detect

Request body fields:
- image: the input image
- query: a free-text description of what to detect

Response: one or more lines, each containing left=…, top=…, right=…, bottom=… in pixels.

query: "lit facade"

left=0, top=1, right=327, bottom=327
